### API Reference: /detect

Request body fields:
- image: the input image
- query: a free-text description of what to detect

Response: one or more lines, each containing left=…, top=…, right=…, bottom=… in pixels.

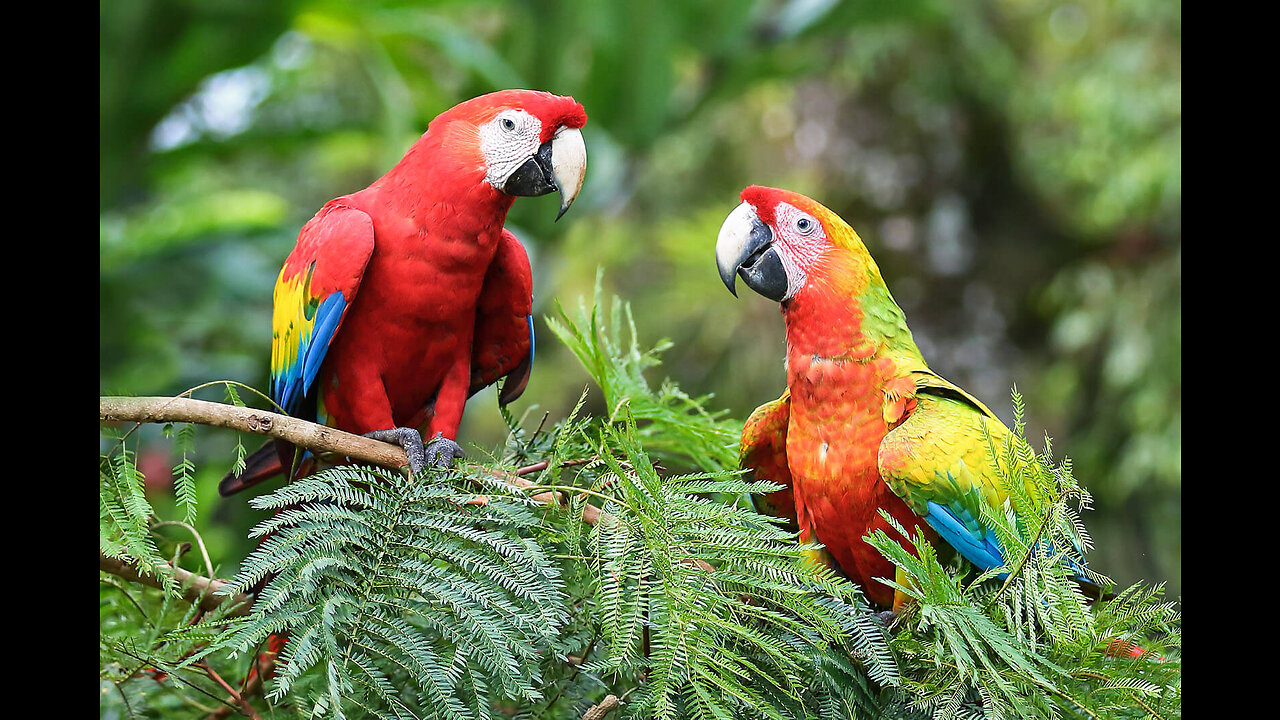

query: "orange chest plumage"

left=781, top=311, right=933, bottom=607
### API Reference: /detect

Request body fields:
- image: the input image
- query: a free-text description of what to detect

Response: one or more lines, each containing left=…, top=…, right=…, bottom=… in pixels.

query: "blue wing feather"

left=300, top=294, right=347, bottom=399
left=269, top=203, right=374, bottom=420
left=527, top=314, right=535, bottom=368
left=274, top=291, right=347, bottom=416
left=923, top=500, right=1097, bottom=585
left=924, top=500, right=1007, bottom=576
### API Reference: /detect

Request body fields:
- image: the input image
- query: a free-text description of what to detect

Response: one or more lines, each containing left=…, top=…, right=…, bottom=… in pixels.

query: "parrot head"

left=716, top=185, right=866, bottom=302
left=428, top=89, right=589, bottom=220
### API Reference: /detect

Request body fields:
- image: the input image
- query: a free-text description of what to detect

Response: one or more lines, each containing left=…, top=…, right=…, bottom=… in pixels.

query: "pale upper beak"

left=550, top=127, right=586, bottom=221
left=715, top=201, right=790, bottom=302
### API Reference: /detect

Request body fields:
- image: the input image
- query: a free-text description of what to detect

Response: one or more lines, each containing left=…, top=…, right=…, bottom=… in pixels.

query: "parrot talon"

left=363, top=427, right=427, bottom=476
left=424, top=432, right=466, bottom=469
left=871, top=610, right=898, bottom=628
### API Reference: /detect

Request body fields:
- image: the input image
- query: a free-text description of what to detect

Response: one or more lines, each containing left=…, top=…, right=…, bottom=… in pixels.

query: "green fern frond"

left=565, top=416, right=895, bottom=720
left=545, top=270, right=741, bottom=473
left=100, top=445, right=177, bottom=595
left=171, top=422, right=198, bottom=525
left=207, top=463, right=566, bottom=718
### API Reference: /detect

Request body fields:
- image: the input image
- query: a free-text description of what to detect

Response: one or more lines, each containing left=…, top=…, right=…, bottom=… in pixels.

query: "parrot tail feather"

left=244, top=632, right=288, bottom=684
left=498, top=353, right=533, bottom=406
left=1075, top=576, right=1118, bottom=603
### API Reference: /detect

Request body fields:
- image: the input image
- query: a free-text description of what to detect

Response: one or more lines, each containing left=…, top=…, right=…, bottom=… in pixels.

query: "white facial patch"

left=480, top=109, right=543, bottom=188
left=772, top=202, right=828, bottom=298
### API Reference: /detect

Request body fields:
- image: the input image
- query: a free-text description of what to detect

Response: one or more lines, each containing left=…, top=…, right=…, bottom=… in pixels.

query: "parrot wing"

left=878, top=371, right=1098, bottom=587
left=877, top=382, right=1012, bottom=573
left=741, top=389, right=798, bottom=529
left=469, top=229, right=535, bottom=405
left=270, top=203, right=376, bottom=417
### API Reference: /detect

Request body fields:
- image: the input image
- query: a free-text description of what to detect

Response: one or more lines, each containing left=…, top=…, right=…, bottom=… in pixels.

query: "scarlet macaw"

left=221, top=90, right=587, bottom=494
left=716, top=185, right=1103, bottom=610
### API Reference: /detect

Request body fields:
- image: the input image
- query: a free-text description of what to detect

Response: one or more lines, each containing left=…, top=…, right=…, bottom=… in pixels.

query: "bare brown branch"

left=583, top=694, right=620, bottom=720
left=99, top=552, right=254, bottom=618
left=197, top=661, right=264, bottom=720
left=101, top=396, right=409, bottom=470
left=99, top=395, right=607, bottom=526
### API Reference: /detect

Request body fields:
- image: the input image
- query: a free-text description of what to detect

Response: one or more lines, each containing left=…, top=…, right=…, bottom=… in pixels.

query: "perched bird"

left=221, top=89, right=587, bottom=495
left=716, top=185, right=1103, bottom=610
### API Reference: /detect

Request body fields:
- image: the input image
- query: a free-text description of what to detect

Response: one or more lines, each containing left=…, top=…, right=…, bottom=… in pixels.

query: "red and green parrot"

left=221, top=89, right=588, bottom=495
left=716, top=185, right=1102, bottom=611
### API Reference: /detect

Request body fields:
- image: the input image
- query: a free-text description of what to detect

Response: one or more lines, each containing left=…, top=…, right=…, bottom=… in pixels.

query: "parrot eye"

left=501, top=117, right=517, bottom=132
left=796, top=217, right=814, bottom=234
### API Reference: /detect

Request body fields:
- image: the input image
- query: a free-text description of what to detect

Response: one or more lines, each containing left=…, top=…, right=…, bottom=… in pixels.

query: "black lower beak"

left=720, top=218, right=789, bottom=302
left=501, top=141, right=557, bottom=198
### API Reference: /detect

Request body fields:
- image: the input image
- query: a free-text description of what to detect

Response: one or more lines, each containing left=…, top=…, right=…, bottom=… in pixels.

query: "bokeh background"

left=100, top=0, right=1180, bottom=596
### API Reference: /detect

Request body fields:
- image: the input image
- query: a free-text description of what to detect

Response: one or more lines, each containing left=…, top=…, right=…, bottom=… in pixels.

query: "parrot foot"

left=424, top=432, right=466, bottom=468
left=363, top=427, right=427, bottom=476
left=871, top=610, right=898, bottom=629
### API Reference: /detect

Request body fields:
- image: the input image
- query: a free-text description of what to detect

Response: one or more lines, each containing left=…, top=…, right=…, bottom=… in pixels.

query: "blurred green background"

left=100, top=0, right=1180, bottom=596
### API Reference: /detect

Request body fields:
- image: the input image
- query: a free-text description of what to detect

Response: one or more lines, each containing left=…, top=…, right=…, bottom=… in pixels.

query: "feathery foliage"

left=100, top=287, right=1179, bottom=719
left=206, top=464, right=567, bottom=720
left=555, top=418, right=896, bottom=720
left=546, top=269, right=742, bottom=473
left=866, top=390, right=1180, bottom=719
left=101, top=437, right=178, bottom=595
left=163, top=421, right=199, bottom=525
left=101, top=566, right=250, bottom=718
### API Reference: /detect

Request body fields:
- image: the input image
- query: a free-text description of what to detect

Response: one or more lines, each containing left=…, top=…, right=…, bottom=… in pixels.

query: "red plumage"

left=312, top=91, right=583, bottom=442
left=222, top=90, right=587, bottom=494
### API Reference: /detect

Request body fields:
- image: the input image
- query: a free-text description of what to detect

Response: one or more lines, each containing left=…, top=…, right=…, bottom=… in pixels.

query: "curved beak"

left=500, top=127, right=587, bottom=222
left=549, top=127, right=586, bottom=221
left=716, top=202, right=789, bottom=301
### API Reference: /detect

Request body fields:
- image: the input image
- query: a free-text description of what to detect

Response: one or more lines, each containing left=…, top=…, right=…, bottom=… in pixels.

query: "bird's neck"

left=781, top=251, right=920, bottom=364
left=370, top=126, right=516, bottom=234
left=780, top=254, right=927, bottom=457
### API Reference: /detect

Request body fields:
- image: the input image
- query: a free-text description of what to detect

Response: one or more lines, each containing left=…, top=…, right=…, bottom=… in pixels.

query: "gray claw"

left=424, top=432, right=465, bottom=468
left=363, top=427, right=427, bottom=475
left=871, top=610, right=898, bottom=628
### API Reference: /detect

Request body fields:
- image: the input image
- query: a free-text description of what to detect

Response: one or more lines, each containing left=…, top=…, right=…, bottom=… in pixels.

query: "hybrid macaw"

left=716, top=185, right=1104, bottom=611
left=220, top=89, right=588, bottom=495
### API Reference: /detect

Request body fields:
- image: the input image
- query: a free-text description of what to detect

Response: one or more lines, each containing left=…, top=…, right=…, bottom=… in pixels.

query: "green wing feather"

left=877, top=374, right=1030, bottom=573
left=878, top=376, right=1105, bottom=595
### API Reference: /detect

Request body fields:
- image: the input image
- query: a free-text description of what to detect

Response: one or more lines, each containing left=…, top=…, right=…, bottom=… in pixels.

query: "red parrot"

left=221, top=89, right=587, bottom=494
left=717, top=186, right=1110, bottom=612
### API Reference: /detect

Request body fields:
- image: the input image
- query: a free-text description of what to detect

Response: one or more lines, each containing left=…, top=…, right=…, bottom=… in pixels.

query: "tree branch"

left=583, top=694, right=620, bottom=720
left=197, top=660, right=264, bottom=720
left=100, top=395, right=607, bottom=526
left=99, top=552, right=254, bottom=618
left=101, top=396, right=408, bottom=470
